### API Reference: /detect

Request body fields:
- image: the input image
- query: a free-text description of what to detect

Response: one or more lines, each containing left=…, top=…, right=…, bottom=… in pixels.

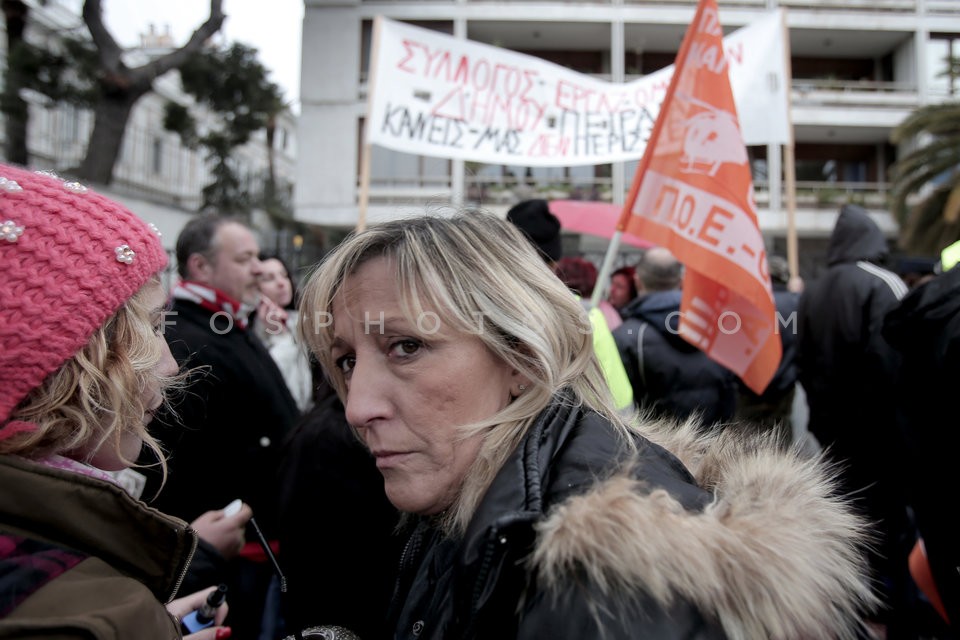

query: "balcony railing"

left=792, top=79, right=918, bottom=109
left=362, top=175, right=892, bottom=212
left=443, top=0, right=956, bottom=13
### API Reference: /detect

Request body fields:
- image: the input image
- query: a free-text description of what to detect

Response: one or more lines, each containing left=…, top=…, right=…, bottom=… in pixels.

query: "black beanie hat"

left=506, top=199, right=562, bottom=263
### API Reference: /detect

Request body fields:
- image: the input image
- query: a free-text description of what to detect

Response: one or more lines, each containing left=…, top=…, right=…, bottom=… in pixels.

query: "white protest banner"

left=367, top=10, right=789, bottom=167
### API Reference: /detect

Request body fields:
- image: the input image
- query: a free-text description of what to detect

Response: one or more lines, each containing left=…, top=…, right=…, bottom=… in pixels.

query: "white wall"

left=295, top=7, right=363, bottom=225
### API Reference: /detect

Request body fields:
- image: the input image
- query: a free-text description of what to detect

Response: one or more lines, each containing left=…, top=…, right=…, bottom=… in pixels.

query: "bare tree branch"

left=82, top=0, right=122, bottom=72
left=75, top=0, right=225, bottom=183
left=137, top=0, right=224, bottom=83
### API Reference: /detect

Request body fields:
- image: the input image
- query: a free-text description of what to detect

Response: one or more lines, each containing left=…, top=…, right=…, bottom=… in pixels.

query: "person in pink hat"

left=0, top=163, right=233, bottom=639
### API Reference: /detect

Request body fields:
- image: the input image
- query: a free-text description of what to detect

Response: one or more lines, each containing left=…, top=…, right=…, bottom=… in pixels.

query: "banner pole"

left=357, top=16, right=383, bottom=233
left=594, top=0, right=709, bottom=310
left=357, top=140, right=372, bottom=233
left=784, top=143, right=798, bottom=280
left=780, top=10, right=799, bottom=281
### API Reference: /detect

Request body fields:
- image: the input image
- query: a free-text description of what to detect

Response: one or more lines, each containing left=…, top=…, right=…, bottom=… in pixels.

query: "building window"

left=360, top=117, right=450, bottom=189
left=151, top=138, right=163, bottom=175
left=929, top=34, right=959, bottom=97
left=62, top=105, right=80, bottom=143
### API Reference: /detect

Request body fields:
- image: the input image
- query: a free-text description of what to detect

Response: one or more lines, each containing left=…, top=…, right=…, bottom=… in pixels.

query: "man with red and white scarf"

left=144, top=214, right=298, bottom=640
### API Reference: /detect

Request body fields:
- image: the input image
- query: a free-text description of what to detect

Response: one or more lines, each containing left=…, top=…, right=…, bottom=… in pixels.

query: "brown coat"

left=0, top=455, right=197, bottom=639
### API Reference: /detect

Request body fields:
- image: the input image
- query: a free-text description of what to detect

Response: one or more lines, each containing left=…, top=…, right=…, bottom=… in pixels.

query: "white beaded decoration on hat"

left=0, top=177, right=22, bottom=192
left=115, top=245, right=136, bottom=264
left=1, top=220, right=23, bottom=242
left=62, top=181, right=88, bottom=194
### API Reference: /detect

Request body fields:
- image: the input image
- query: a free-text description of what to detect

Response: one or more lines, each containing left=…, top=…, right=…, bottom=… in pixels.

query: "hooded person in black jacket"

left=883, top=251, right=960, bottom=632
left=613, top=247, right=737, bottom=427
left=797, top=203, right=915, bottom=635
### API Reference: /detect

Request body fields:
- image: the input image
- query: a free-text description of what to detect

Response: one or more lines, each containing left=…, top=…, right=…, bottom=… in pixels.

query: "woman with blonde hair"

left=298, top=211, right=877, bottom=640
left=0, top=164, right=232, bottom=639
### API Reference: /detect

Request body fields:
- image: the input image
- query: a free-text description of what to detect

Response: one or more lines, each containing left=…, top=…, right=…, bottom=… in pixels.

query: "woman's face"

left=608, top=273, right=634, bottom=309
left=331, top=257, right=520, bottom=515
left=86, top=279, right=178, bottom=471
left=259, top=258, right=293, bottom=308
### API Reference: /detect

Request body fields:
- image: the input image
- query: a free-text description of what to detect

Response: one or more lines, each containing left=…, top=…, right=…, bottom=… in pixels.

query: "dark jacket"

left=0, top=455, right=196, bottom=639
left=386, top=394, right=876, bottom=640
left=733, top=284, right=800, bottom=438
left=146, top=299, right=299, bottom=535
left=796, top=204, right=913, bottom=623
left=613, top=290, right=737, bottom=426
left=796, top=204, right=908, bottom=498
left=748, top=284, right=799, bottom=401
left=277, top=388, right=403, bottom=639
left=883, top=265, right=960, bottom=627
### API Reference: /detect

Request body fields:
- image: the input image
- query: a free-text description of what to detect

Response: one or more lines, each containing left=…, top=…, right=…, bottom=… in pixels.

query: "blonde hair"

left=2, top=276, right=178, bottom=477
left=299, top=211, right=633, bottom=535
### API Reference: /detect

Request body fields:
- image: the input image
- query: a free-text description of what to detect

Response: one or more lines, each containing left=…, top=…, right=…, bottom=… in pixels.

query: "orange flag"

left=618, top=0, right=781, bottom=394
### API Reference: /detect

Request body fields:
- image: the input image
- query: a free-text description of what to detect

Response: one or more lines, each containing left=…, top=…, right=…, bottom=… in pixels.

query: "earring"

left=518, top=384, right=526, bottom=392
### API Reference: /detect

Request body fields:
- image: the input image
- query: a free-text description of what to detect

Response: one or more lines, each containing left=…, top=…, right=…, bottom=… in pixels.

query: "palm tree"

left=889, top=97, right=960, bottom=255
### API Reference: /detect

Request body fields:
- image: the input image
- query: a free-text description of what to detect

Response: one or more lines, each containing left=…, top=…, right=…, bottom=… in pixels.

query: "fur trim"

left=531, top=419, right=878, bottom=640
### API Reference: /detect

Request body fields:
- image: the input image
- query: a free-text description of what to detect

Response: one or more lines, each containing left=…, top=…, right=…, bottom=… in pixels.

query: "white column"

left=611, top=14, right=625, bottom=205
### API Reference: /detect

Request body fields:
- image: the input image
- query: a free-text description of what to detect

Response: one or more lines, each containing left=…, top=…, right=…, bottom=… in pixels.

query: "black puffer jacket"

left=386, top=393, right=876, bottom=640
left=796, top=204, right=908, bottom=499
left=796, top=205, right=913, bottom=620
left=613, top=290, right=737, bottom=426
left=883, top=265, right=960, bottom=628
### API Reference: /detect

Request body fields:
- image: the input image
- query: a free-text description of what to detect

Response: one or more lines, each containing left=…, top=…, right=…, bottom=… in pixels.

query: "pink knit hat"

left=0, top=163, right=168, bottom=425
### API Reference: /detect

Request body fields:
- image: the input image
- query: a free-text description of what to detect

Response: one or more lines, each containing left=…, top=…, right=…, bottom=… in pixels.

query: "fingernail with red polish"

left=215, top=627, right=232, bottom=640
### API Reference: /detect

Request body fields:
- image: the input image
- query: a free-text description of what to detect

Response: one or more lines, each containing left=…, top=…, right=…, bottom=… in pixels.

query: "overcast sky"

left=92, top=0, right=304, bottom=111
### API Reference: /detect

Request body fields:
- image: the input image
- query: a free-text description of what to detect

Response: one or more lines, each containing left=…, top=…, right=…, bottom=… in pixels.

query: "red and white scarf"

left=172, top=281, right=255, bottom=330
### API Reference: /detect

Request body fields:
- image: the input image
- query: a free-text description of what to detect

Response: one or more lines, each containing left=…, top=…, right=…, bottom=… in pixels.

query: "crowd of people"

left=1, top=172, right=956, bottom=640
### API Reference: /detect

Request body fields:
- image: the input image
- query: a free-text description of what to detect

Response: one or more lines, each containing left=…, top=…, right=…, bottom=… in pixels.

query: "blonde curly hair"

left=2, top=276, right=179, bottom=476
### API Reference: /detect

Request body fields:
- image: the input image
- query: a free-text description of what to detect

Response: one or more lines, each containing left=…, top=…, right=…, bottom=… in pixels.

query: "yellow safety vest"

left=584, top=303, right=634, bottom=411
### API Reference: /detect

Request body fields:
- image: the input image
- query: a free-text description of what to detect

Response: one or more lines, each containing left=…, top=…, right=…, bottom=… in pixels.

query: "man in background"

left=146, top=214, right=299, bottom=640
left=733, top=255, right=800, bottom=447
left=613, top=247, right=737, bottom=426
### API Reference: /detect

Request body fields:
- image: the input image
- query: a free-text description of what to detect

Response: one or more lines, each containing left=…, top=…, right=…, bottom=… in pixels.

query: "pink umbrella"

left=548, top=200, right=655, bottom=249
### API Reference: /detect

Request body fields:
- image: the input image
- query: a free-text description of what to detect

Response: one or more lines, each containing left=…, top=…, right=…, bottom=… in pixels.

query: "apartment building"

left=296, top=0, right=960, bottom=273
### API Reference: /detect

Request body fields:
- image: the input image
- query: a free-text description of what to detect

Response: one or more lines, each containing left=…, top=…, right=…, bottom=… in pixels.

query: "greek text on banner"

left=367, top=11, right=788, bottom=167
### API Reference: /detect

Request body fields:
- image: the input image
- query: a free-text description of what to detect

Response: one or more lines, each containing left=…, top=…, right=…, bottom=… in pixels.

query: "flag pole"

left=358, top=140, right=372, bottom=233
left=590, top=230, right=623, bottom=309
left=591, top=0, right=709, bottom=309
left=357, top=16, right=383, bottom=233
left=780, top=10, right=799, bottom=281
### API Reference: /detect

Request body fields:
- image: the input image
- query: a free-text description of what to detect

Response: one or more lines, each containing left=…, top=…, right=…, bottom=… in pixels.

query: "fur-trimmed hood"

left=531, top=417, right=878, bottom=639
left=388, top=399, right=877, bottom=640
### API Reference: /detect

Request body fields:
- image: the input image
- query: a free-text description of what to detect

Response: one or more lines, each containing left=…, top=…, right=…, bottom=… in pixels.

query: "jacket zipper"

left=389, top=522, right=425, bottom=623
left=167, top=527, right=199, bottom=604
left=462, top=530, right=499, bottom=639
